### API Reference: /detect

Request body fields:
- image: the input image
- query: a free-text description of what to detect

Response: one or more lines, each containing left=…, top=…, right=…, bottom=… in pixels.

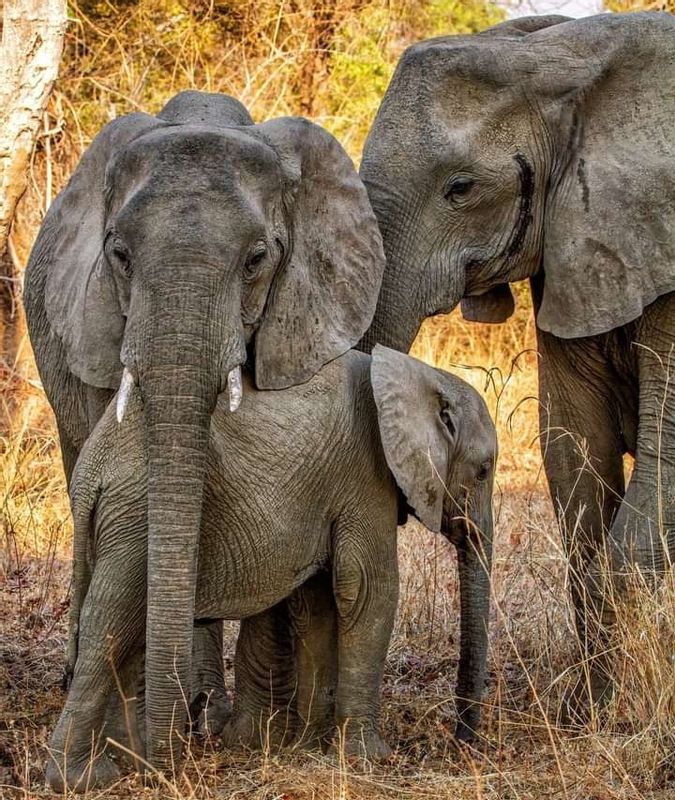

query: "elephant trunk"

left=357, top=181, right=463, bottom=354
left=358, top=273, right=423, bottom=354
left=357, top=177, right=424, bottom=354
left=451, top=501, right=493, bottom=741
left=139, top=289, right=242, bottom=770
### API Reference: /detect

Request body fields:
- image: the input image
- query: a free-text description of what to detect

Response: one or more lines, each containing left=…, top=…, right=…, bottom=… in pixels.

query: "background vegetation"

left=2, top=2, right=675, bottom=798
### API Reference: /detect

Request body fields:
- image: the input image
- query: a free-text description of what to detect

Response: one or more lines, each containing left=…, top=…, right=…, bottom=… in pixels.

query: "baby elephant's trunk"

left=451, top=501, right=493, bottom=741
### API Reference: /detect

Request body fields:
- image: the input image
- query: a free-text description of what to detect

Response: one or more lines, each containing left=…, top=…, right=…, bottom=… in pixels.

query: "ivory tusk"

left=227, top=365, right=243, bottom=412
left=116, top=367, right=136, bottom=423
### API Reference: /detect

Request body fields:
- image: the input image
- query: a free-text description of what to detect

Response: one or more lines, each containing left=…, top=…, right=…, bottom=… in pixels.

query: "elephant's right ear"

left=249, top=117, right=385, bottom=390
left=461, top=284, right=514, bottom=323
left=38, top=113, right=161, bottom=388
left=371, top=345, right=454, bottom=533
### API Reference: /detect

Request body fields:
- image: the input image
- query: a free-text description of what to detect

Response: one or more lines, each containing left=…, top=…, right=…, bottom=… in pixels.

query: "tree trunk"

left=0, top=0, right=67, bottom=382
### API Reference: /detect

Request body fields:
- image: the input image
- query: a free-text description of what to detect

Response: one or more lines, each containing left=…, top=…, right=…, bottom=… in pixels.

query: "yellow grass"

left=2, top=3, right=675, bottom=798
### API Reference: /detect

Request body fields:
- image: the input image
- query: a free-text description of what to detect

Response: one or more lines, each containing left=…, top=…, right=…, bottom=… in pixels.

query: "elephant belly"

left=194, top=515, right=332, bottom=620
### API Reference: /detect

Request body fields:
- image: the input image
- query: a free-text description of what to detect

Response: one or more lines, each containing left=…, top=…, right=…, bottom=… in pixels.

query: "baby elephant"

left=48, top=345, right=496, bottom=791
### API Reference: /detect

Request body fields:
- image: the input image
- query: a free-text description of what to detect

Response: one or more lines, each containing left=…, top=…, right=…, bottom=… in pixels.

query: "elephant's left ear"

left=250, top=117, right=385, bottom=389
left=533, top=13, right=675, bottom=338
left=371, top=345, right=454, bottom=533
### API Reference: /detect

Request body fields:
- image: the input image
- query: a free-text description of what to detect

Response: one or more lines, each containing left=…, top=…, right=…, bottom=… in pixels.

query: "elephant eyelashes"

left=444, top=176, right=475, bottom=205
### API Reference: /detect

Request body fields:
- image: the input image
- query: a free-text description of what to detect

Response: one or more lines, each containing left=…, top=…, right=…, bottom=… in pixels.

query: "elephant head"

left=359, top=13, right=675, bottom=349
left=371, top=345, right=496, bottom=738
left=34, top=102, right=384, bottom=767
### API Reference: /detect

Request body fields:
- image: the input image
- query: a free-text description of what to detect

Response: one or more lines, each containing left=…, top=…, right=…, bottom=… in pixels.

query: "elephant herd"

left=22, top=12, right=675, bottom=793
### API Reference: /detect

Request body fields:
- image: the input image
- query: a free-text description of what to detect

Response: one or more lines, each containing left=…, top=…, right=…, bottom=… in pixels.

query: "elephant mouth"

left=115, top=362, right=244, bottom=423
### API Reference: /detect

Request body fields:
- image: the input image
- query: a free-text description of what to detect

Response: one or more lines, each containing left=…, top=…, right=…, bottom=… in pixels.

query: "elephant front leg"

left=591, top=298, right=675, bottom=679
left=101, top=645, right=146, bottom=767
left=46, top=551, right=145, bottom=793
left=536, top=329, right=626, bottom=707
left=221, top=601, right=297, bottom=750
left=190, top=620, right=231, bottom=736
left=288, top=571, right=338, bottom=750
left=332, top=519, right=398, bottom=761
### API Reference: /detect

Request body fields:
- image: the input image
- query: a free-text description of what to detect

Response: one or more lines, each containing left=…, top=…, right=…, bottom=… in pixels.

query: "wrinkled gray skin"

left=50, top=347, right=495, bottom=791
left=23, top=91, right=385, bottom=774
left=358, top=13, right=675, bottom=702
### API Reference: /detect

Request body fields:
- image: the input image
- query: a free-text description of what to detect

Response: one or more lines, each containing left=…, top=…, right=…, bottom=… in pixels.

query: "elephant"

left=357, top=12, right=675, bottom=702
left=47, top=345, right=496, bottom=792
left=23, top=91, right=385, bottom=771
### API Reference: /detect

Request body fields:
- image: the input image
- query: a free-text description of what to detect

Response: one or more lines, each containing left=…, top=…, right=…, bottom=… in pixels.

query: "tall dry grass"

left=2, top=2, right=675, bottom=798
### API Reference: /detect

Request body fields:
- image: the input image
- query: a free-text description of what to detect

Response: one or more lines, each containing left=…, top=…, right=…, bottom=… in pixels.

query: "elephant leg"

left=536, top=329, right=626, bottom=703
left=332, top=518, right=398, bottom=761
left=46, top=549, right=146, bottom=793
left=288, top=571, right=338, bottom=750
left=190, top=621, right=231, bottom=736
left=221, top=601, right=297, bottom=751
left=102, top=645, right=146, bottom=767
left=589, top=297, right=675, bottom=658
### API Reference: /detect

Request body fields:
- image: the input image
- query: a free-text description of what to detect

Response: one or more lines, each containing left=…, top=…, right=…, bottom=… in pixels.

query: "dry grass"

left=2, top=2, right=675, bottom=797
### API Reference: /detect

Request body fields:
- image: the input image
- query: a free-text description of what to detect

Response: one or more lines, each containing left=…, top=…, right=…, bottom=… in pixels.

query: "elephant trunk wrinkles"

left=452, top=502, right=493, bottom=740
left=358, top=189, right=462, bottom=354
left=360, top=197, right=422, bottom=352
left=140, top=290, right=232, bottom=770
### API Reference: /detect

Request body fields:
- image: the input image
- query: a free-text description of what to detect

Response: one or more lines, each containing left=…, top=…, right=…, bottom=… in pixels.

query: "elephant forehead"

left=394, top=39, right=516, bottom=94
left=112, top=125, right=281, bottom=183
left=370, top=62, right=529, bottom=173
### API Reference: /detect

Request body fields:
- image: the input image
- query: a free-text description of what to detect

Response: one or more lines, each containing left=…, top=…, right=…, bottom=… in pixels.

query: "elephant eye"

left=444, top=176, right=475, bottom=204
left=244, top=242, right=267, bottom=279
left=476, top=460, right=492, bottom=482
left=104, top=232, right=132, bottom=277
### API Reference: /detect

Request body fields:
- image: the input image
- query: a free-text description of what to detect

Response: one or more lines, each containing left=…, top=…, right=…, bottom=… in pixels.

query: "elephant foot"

left=454, top=720, right=479, bottom=743
left=220, top=707, right=294, bottom=751
left=190, top=689, right=232, bottom=737
left=45, top=750, right=121, bottom=793
left=560, top=668, right=613, bottom=726
left=291, top=723, right=332, bottom=753
left=333, top=723, right=392, bottom=763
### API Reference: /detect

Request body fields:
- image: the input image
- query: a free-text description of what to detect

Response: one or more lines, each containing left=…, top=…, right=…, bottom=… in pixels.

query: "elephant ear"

left=480, top=15, right=571, bottom=37
left=41, top=113, right=163, bottom=388
left=158, top=90, right=253, bottom=127
left=250, top=117, right=386, bottom=389
left=371, top=345, right=454, bottom=533
left=461, top=284, right=514, bottom=323
left=533, top=13, right=675, bottom=338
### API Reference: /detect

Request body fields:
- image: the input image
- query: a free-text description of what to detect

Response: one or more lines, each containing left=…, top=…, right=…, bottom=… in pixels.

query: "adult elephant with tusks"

left=23, top=92, right=385, bottom=773
left=359, top=12, right=675, bottom=705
